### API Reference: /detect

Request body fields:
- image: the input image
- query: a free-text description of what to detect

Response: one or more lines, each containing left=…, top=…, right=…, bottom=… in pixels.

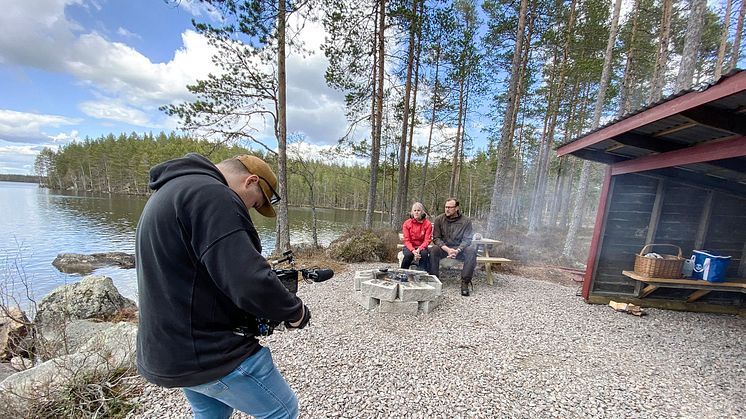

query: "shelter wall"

left=590, top=173, right=746, bottom=305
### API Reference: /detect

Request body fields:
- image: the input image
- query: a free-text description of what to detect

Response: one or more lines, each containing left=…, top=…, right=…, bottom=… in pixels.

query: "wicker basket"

left=633, top=244, right=684, bottom=278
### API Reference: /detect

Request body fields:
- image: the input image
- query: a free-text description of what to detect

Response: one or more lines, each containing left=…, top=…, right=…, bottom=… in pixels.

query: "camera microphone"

left=305, top=268, right=334, bottom=283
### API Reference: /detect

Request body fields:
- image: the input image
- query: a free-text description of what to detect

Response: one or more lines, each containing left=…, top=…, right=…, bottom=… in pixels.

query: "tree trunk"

left=676, top=0, right=707, bottom=92
left=405, top=0, right=423, bottom=208
left=487, top=0, right=528, bottom=238
left=558, top=157, right=576, bottom=228
left=449, top=76, right=465, bottom=197
left=276, top=0, right=290, bottom=253
left=561, top=0, right=621, bottom=260
left=528, top=0, right=577, bottom=235
left=650, top=0, right=672, bottom=103
left=714, top=0, right=733, bottom=80
left=419, top=44, right=441, bottom=202
left=728, top=0, right=746, bottom=72
left=392, top=0, right=418, bottom=228
left=619, top=0, right=640, bottom=117
left=365, top=0, right=386, bottom=229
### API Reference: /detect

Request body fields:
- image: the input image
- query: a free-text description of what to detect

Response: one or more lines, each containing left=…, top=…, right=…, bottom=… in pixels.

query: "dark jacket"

left=432, top=211, right=473, bottom=251
left=135, top=153, right=302, bottom=388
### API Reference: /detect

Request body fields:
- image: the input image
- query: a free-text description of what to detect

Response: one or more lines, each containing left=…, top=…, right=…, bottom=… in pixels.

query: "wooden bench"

left=397, top=235, right=512, bottom=285
left=476, top=256, right=512, bottom=285
left=622, top=270, right=746, bottom=302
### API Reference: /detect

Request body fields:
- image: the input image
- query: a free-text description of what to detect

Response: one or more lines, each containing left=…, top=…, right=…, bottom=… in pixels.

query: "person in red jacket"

left=401, top=202, right=433, bottom=271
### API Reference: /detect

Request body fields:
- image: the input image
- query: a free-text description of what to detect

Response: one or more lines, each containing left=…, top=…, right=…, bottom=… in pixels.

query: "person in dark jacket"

left=428, top=198, right=478, bottom=296
left=136, top=153, right=310, bottom=419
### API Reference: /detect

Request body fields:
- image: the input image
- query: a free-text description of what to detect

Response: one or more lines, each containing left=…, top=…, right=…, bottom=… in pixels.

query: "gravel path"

left=128, top=263, right=746, bottom=418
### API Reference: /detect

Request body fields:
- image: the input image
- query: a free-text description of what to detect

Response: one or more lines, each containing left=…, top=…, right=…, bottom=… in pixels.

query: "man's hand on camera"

left=284, top=305, right=311, bottom=330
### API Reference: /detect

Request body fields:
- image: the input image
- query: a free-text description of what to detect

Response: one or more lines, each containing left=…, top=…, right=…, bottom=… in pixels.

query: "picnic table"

left=398, top=235, right=511, bottom=285
left=473, top=238, right=511, bottom=285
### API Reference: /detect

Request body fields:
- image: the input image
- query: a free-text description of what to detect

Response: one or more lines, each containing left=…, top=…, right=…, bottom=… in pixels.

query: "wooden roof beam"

left=680, top=106, right=746, bottom=136
left=640, top=167, right=746, bottom=198
left=611, top=136, right=746, bottom=176
left=557, top=71, right=746, bottom=156
left=612, top=132, right=684, bottom=153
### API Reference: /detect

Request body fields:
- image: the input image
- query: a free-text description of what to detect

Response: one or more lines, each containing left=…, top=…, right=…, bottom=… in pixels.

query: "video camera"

left=271, top=250, right=334, bottom=294
left=234, top=250, right=333, bottom=337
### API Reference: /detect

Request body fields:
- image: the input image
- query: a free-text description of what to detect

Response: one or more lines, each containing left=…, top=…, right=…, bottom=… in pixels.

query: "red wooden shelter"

left=556, top=70, right=746, bottom=314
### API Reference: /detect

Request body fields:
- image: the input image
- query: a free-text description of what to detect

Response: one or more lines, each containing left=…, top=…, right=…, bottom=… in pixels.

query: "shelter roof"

left=556, top=69, right=746, bottom=195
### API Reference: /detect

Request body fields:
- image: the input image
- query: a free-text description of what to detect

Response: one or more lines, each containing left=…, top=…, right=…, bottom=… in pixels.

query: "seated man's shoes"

left=460, top=279, right=471, bottom=296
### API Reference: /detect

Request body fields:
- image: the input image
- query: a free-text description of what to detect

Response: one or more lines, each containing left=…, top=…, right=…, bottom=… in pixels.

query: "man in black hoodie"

left=428, top=198, right=478, bottom=296
left=136, top=153, right=309, bottom=418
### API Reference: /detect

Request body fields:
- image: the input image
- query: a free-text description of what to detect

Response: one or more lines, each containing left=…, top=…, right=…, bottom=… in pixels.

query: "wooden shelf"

left=621, top=270, right=746, bottom=302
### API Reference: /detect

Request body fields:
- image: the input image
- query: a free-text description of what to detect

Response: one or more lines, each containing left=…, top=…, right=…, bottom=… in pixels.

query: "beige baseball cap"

left=235, top=155, right=280, bottom=218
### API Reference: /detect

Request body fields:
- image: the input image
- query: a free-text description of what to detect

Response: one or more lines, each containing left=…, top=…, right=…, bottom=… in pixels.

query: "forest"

left=33, top=0, right=745, bottom=256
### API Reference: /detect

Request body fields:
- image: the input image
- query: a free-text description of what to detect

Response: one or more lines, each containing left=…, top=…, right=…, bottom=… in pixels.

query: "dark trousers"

left=401, top=247, right=430, bottom=272
left=428, top=245, right=478, bottom=282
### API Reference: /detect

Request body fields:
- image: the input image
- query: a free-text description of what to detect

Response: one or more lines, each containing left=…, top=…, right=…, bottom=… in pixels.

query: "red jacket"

left=402, top=217, right=433, bottom=251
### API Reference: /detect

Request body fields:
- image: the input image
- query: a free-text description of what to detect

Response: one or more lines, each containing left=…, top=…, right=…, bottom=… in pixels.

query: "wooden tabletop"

left=622, top=270, right=746, bottom=288
left=472, top=238, right=502, bottom=245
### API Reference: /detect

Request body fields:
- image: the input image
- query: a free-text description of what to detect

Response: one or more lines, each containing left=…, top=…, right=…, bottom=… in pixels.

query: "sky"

left=0, top=0, right=353, bottom=174
left=1, top=1, right=742, bottom=175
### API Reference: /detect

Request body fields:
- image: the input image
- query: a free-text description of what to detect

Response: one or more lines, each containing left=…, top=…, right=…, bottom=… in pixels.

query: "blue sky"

left=0, top=0, right=351, bottom=174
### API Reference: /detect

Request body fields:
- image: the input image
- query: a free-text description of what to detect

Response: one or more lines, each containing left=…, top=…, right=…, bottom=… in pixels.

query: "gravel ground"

left=127, top=263, right=746, bottom=418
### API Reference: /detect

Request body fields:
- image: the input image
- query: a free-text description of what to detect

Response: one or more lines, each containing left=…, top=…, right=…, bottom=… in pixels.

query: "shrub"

left=328, top=228, right=387, bottom=262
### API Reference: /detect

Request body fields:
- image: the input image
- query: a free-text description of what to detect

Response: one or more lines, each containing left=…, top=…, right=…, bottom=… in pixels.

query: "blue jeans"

left=182, top=346, right=298, bottom=419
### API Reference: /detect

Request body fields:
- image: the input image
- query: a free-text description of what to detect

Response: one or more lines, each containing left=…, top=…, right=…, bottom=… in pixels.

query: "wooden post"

left=582, top=167, right=613, bottom=300
left=694, top=190, right=713, bottom=249
left=646, top=179, right=666, bottom=244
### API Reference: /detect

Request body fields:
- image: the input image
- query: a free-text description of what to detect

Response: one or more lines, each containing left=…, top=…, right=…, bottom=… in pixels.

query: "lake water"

left=0, top=181, right=379, bottom=309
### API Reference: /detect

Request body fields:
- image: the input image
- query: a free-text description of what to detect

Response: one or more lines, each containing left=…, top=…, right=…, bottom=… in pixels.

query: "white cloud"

left=79, top=100, right=152, bottom=126
left=176, top=0, right=223, bottom=21
left=49, top=130, right=80, bottom=142
left=0, top=140, right=60, bottom=174
left=0, top=109, right=81, bottom=144
left=287, top=140, right=364, bottom=166
left=69, top=30, right=218, bottom=107
left=116, top=27, right=140, bottom=39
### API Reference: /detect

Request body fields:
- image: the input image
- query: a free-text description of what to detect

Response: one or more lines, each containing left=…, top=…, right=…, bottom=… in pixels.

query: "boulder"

left=63, top=319, right=118, bottom=354
left=52, top=252, right=135, bottom=274
left=0, top=322, right=137, bottom=413
left=0, top=308, right=29, bottom=361
left=34, top=276, right=137, bottom=330
left=0, top=362, right=15, bottom=383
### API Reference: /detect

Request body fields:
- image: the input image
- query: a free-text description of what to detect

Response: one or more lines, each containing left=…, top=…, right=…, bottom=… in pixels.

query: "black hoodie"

left=135, top=153, right=302, bottom=388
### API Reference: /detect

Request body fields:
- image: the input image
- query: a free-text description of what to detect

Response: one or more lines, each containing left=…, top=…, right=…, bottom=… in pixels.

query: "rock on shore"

left=52, top=252, right=135, bottom=274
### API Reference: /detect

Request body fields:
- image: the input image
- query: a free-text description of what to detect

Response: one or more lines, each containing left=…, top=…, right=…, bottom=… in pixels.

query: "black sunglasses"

left=256, top=174, right=281, bottom=206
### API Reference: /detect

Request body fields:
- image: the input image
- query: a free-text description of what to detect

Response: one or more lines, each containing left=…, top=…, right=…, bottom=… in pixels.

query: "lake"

left=0, top=181, right=381, bottom=309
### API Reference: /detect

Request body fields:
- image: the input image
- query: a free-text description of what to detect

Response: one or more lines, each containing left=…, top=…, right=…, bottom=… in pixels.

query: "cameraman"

left=136, top=153, right=310, bottom=418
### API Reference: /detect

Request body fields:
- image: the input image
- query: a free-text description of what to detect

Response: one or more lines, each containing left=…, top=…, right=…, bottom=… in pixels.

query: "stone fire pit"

left=353, top=268, right=442, bottom=314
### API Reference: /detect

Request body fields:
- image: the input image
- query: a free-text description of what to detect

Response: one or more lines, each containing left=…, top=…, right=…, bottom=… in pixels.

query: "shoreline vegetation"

left=0, top=175, right=41, bottom=183
left=27, top=133, right=606, bottom=223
